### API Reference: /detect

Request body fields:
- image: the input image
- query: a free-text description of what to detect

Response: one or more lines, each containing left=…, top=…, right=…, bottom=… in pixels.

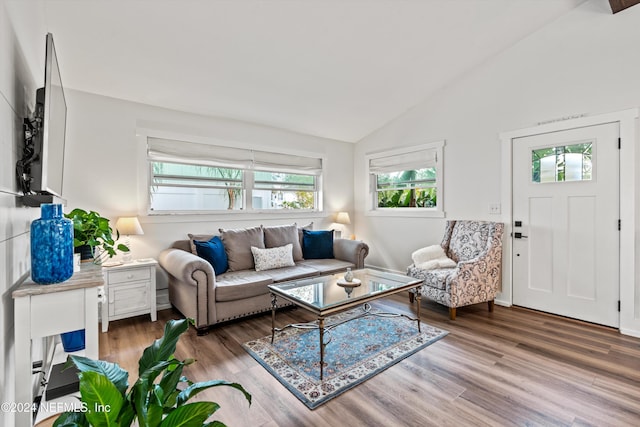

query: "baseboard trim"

left=495, top=299, right=511, bottom=307
left=620, top=327, right=640, bottom=338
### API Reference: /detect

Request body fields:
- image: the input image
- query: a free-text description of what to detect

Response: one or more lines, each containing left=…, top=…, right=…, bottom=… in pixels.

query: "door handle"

left=514, top=232, right=528, bottom=239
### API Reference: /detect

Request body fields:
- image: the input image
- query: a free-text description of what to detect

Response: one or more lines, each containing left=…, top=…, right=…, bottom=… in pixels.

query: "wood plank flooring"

left=98, top=295, right=640, bottom=427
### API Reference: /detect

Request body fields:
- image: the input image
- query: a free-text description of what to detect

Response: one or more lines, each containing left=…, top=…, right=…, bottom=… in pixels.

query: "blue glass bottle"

left=31, top=203, right=74, bottom=284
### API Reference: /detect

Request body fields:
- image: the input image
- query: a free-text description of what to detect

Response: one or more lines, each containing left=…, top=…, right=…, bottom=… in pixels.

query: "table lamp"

left=335, top=211, right=351, bottom=239
left=115, top=216, right=144, bottom=263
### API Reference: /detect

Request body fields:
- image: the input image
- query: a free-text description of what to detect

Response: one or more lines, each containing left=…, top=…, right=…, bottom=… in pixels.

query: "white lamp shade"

left=116, top=217, right=144, bottom=235
left=335, top=212, right=351, bottom=225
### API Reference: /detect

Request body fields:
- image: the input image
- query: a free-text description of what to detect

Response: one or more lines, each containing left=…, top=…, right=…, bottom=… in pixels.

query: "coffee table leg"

left=271, top=293, right=277, bottom=344
left=415, top=285, right=422, bottom=333
left=319, top=317, right=325, bottom=381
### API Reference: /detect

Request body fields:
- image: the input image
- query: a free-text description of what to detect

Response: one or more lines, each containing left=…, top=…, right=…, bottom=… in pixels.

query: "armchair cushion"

left=447, top=221, right=491, bottom=262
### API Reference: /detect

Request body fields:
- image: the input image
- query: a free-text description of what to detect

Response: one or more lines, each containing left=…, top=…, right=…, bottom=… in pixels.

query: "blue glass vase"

left=31, top=203, right=74, bottom=284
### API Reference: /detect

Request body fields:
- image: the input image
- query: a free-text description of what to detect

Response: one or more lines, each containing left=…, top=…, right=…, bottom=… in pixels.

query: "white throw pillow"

left=251, top=244, right=295, bottom=271
left=412, top=245, right=447, bottom=265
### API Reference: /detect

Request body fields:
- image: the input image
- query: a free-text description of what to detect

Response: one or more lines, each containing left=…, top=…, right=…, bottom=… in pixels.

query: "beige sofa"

left=159, top=224, right=369, bottom=334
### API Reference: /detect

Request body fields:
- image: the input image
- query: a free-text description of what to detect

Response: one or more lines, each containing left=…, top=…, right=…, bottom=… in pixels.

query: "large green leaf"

left=139, top=319, right=189, bottom=376
left=129, top=377, right=151, bottom=427
left=137, top=359, right=183, bottom=389
left=176, top=380, right=251, bottom=407
left=203, top=422, right=227, bottom=427
left=53, top=411, right=90, bottom=427
left=158, top=363, right=185, bottom=406
left=146, top=387, right=166, bottom=426
left=67, top=355, right=129, bottom=395
left=78, top=371, right=124, bottom=427
left=116, top=401, right=136, bottom=427
left=159, top=402, right=220, bottom=427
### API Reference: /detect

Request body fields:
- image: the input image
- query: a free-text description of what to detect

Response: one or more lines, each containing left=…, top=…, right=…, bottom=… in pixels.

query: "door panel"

left=512, top=122, right=619, bottom=327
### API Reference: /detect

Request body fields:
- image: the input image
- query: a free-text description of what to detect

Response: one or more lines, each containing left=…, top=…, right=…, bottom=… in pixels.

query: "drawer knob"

left=126, top=274, right=134, bottom=279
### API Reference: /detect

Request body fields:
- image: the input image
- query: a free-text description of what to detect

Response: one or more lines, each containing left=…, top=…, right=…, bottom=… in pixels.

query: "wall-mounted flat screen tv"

left=17, top=33, right=67, bottom=205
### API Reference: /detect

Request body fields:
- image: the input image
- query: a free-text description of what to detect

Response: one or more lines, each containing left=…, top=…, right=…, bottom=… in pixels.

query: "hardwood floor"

left=98, top=295, right=640, bottom=427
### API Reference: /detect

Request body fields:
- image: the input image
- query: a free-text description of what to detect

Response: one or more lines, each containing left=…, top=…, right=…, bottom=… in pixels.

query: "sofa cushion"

left=215, top=270, right=273, bottom=302
left=194, top=236, right=228, bottom=275
left=264, top=224, right=303, bottom=261
left=262, top=264, right=321, bottom=282
left=219, top=226, right=265, bottom=271
left=302, top=229, right=334, bottom=259
left=187, top=233, right=215, bottom=255
left=251, top=244, right=295, bottom=271
left=298, top=259, right=355, bottom=275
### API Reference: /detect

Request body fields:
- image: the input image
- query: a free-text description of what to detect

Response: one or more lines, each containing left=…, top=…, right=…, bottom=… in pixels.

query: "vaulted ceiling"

left=17, top=0, right=590, bottom=142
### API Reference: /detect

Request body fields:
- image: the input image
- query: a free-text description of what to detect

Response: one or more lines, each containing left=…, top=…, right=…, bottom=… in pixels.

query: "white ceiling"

left=39, top=0, right=586, bottom=143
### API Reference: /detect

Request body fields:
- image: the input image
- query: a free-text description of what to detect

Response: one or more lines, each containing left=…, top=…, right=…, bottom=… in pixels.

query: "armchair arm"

left=158, top=248, right=215, bottom=329
left=333, top=239, right=369, bottom=268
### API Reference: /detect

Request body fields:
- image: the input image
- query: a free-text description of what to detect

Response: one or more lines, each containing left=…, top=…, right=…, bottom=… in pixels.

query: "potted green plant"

left=53, top=318, right=251, bottom=427
left=64, top=208, right=129, bottom=263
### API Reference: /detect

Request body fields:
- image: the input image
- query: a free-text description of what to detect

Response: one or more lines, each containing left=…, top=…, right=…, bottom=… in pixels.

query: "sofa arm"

left=158, top=248, right=215, bottom=330
left=333, top=239, right=369, bottom=269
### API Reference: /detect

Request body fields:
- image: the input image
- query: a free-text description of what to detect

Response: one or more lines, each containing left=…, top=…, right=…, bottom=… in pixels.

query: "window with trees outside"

left=366, top=141, right=444, bottom=216
left=147, top=138, right=322, bottom=213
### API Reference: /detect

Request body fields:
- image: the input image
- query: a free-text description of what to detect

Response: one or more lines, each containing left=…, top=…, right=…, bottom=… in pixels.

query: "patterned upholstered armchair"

left=407, top=220, right=504, bottom=320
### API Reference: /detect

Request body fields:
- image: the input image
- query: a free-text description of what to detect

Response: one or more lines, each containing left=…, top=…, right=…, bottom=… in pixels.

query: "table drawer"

left=108, top=267, right=151, bottom=284
left=109, top=281, right=150, bottom=317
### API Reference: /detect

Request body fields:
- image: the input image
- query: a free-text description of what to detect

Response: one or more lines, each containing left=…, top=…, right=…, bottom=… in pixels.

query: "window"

left=366, top=141, right=444, bottom=216
left=147, top=138, right=322, bottom=213
left=532, top=142, right=592, bottom=183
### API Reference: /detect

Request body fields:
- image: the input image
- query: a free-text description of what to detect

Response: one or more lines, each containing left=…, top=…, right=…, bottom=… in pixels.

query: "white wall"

left=354, top=0, right=640, bottom=327
left=0, top=0, right=46, bottom=422
left=63, top=89, right=355, bottom=289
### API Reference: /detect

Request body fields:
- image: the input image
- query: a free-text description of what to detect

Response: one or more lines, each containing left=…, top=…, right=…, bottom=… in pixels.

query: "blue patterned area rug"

left=242, top=309, right=448, bottom=409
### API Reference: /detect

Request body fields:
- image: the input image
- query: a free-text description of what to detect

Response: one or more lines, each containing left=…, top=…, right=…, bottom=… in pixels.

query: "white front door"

left=512, top=122, right=620, bottom=327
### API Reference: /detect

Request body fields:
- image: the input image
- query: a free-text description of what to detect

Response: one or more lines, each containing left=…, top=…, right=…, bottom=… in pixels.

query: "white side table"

left=13, top=263, right=104, bottom=427
left=101, top=259, right=158, bottom=332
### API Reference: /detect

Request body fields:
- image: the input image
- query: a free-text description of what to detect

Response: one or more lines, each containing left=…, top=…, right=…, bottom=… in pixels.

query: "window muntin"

left=147, top=141, right=322, bottom=213
left=150, top=162, right=244, bottom=211
left=253, top=171, right=316, bottom=210
left=532, top=142, right=592, bottom=183
left=375, top=167, right=436, bottom=208
left=366, top=141, right=443, bottom=215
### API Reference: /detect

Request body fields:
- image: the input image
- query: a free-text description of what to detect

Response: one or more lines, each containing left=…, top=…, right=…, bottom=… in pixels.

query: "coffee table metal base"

left=270, top=287, right=422, bottom=381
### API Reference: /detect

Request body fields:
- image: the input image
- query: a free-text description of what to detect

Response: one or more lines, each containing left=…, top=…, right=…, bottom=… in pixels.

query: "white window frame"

left=365, top=141, right=445, bottom=218
left=143, top=135, right=324, bottom=215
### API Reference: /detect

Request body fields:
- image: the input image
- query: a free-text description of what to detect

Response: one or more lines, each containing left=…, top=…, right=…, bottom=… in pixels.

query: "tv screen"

left=18, top=33, right=67, bottom=204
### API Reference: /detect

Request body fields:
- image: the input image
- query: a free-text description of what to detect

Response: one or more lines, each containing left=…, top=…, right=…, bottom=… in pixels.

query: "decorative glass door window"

left=531, top=142, right=592, bottom=183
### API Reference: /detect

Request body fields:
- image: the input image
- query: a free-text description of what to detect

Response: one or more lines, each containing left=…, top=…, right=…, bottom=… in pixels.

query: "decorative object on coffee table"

left=243, top=308, right=447, bottom=409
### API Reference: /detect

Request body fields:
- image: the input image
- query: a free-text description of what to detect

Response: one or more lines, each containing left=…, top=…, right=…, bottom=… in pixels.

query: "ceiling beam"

left=609, top=0, right=640, bottom=13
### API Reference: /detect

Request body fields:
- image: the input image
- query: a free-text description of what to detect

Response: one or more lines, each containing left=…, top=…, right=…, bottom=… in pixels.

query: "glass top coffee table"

left=268, top=268, right=423, bottom=380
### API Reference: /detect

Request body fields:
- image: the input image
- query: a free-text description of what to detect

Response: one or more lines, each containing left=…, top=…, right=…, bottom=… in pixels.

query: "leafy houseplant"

left=53, top=318, right=251, bottom=427
left=64, top=208, right=129, bottom=263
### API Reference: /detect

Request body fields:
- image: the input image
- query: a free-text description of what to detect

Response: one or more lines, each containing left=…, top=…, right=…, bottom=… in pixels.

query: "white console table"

left=12, top=263, right=104, bottom=427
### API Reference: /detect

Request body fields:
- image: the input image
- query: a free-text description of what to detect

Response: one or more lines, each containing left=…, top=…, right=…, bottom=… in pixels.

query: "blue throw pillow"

left=302, top=229, right=334, bottom=259
left=194, top=236, right=228, bottom=274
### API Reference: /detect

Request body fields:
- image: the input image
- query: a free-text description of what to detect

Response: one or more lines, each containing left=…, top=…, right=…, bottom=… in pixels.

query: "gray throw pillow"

left=264, top=223, right=303, bottom=261
left=219, top=226, right=265, bottom=271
